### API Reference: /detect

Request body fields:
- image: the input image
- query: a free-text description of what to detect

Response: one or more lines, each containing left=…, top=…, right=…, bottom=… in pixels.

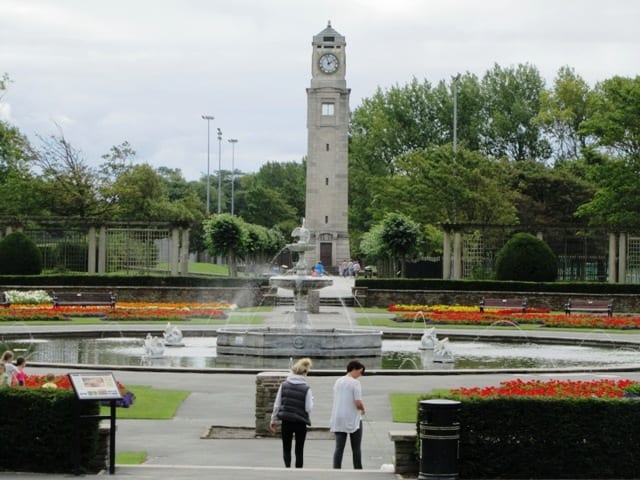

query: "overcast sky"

left=1, top=0, right=638, bottom=180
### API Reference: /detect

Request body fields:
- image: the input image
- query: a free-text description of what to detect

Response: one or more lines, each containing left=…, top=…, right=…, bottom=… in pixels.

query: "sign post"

left=69, top=372, right=122, bottom=474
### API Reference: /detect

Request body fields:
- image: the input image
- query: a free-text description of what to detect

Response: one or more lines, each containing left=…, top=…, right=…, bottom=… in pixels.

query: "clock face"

left=319, top=53, right=339, bottom=74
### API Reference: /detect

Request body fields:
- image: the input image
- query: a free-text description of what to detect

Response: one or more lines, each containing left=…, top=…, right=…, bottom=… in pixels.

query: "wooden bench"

left=479, top=297, right=527, bottom=313
left=565, top=298, right=612, bottom=316
left=0, top=292, right=10, bottom=308
left=52, top=292, right=116, bottom=308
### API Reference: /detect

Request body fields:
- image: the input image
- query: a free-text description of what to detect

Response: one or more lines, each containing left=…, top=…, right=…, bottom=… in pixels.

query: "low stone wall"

left=389, top=430, right=418, bottom=475
left=353, top=287, right=640, bottom=313
left=255, top=372, right=288, bottom=437
left=5, top=285, right=264, bottom=308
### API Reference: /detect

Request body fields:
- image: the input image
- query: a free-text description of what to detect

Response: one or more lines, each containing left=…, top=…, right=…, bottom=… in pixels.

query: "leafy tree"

left=239, top=183, right=297, bottom=232
left=349, top=78, right=440, bottom=234
left=534, top=66, right=592, bottom=161
left=430, top=73, right=484, bottom=151
left=480, top=63, right=549, bottom=161
left=244, top=223, right=285, bottom=268
left=579, top=75, right=640, bottom=157
left=34, top=130, right=102, bottom=217
left=506, top=159, right=594, bottom=225
left=495, top=232, right=557, bottom=281
left=380, top=212, right=420, bottom=277
left=575, top=153, right=640, bottom=228
left=389, top=145, right=518, bottom=225
left=203, top=214, right=246, bottom=277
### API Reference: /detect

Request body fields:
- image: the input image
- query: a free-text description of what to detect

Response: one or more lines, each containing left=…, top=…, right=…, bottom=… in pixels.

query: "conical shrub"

left=495, top=233, right=557, bottom=282
left=0, top=232, right=43, bottom=275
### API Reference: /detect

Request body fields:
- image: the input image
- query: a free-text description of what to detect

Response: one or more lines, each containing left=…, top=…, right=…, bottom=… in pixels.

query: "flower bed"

left=389, top=303, right=640, bottom=329
left=450, top=378, right=638, bottom=399
left=0, top=302, right=231, bottom=322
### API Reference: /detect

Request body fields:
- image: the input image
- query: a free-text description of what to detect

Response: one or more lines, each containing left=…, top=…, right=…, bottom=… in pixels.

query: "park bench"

left=52, top=291, right=116, bottom=308
left=0, top=292, right=10, bottom=308
left=479, top=297, right=527, bottom=313
left=565, top=298, right=613, bottom=316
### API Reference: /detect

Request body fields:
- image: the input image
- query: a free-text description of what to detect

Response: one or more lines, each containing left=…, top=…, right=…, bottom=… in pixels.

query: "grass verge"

left=115, top=451, right=147, bottom=464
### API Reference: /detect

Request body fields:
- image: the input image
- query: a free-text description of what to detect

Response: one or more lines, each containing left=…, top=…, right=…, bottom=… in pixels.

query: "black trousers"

left=332, top=420, right=363, bottom=469
left=281, top=420, right=308, bottom=468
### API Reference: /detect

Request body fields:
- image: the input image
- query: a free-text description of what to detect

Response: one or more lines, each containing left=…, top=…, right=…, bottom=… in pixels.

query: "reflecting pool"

left=3, top=335, right=639, bottom=371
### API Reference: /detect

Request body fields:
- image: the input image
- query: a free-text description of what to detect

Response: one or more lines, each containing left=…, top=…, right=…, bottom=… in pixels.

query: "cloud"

left=1, top=0, right=638, bottom=179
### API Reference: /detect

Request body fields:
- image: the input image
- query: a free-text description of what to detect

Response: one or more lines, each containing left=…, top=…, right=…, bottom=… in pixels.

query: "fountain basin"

left=216, top=326, right=382, bottom=358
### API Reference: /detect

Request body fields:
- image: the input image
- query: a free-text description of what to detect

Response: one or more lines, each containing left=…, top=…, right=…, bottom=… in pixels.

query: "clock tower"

left=305, top=22, right=350, bottom=270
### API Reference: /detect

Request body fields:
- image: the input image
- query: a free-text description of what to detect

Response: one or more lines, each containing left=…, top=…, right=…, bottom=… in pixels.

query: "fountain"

left=163, top=322, right=184, bottom=347
left=419, top=327, right=438, bottom=350
left=215, top=222, right=383, bottom=358
left=433, top=338, right=455, bottom=363
left=143, top=333, right=165, bottom=358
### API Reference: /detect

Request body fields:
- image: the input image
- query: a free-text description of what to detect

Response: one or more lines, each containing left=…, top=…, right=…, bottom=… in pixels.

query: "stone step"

left=274, top=296, right=354, bottom=307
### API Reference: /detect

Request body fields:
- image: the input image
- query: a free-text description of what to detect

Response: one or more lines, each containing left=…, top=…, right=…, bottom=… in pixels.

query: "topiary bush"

left=0, top=232, right=43, bottom=275
left=495, top=232, right=557, bottom=282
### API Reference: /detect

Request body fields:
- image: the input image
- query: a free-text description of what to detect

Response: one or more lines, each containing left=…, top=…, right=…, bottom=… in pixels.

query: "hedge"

left=417, top=395, right=640, bottom=479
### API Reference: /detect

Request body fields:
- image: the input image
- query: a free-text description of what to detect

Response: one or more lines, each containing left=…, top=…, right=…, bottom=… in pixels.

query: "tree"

left=579, top=75, right=640, bottom=157
left=203, top=214, right=246, bottom=277
left=244, top=223, right=285, bottom=269
left=349, top=78, right=441, bottom=234
left=380, top=212, right=420, bottom=278
left=575, top=152, right=640, bottom=228
left=430, top=73, right=484, bottom=151
left=505, top=159, right=594, bottom=225
left=534, top=66, right=592, bottom=162
left=480, top=63, right=549, bottom=161
left=389, top=145, right=518, bottom=225
left=232, top=161, right=305, bottom=235
left=34, top=130, right=102, bottom=217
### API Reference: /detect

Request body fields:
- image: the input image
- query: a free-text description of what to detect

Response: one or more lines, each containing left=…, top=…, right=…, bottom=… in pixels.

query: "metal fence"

left=23, top=226, right=173, bottom=274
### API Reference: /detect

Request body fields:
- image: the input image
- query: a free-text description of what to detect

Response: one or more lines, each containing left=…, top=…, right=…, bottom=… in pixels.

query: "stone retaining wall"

left=353, top=288, right=640, bottom=313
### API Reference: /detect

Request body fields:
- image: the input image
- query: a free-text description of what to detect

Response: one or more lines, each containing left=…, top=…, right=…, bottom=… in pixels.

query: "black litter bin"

left=418, top=399, right=461, bottom=480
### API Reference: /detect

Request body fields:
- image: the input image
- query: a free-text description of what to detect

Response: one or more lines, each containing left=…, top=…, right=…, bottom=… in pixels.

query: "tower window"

left=326, top=143, right=330, bottom=151
left=323, top=36, right=335, bottom=41
left=325, top=177, right=329, bottom=185
left=322, top=103, right=334, bottom=116
left=325, top=216, right=329, bottom=224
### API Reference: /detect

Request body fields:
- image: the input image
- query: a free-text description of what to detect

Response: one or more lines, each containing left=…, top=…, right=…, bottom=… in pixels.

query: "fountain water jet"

left=216, top=222, right=382, bottom=358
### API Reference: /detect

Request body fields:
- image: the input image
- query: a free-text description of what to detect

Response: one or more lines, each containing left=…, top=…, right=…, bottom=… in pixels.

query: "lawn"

left=101, top=385, right=190, bottom=419
left=390, top=393, right=421, bottom=423
left=104, top=385, right=191, bottom=465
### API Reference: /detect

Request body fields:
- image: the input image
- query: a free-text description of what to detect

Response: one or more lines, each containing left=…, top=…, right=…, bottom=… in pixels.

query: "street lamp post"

left=201, top=115, right=214, bottom=214
left=452, top=73, right=461, bottom=156
left=228, top=139, right=238, bottom=215
left=217, top=128, right=223, bottom=214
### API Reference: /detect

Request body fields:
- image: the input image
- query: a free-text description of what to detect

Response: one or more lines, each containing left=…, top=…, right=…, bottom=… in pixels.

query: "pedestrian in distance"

left=270, top=357, right=314, bottom=468
left=1, top=350, right=17, bottom=386
left=42, top=373, right=58, bottom=389
left=329, top=359, right=366, bottom=469
left=14, top=356, right=27, bottom=386
left=0, top=363, right=9, bottom=388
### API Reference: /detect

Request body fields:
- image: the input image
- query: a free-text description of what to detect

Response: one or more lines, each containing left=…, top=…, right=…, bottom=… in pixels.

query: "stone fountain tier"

left=215, top=326, right=383, bottom=358
left=269, top=274, right=333, bottom=292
